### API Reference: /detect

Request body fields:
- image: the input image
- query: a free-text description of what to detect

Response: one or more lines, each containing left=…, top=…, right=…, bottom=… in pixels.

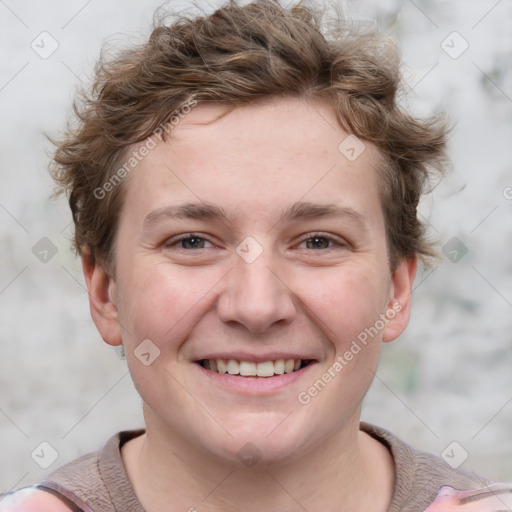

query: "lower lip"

left=193, top=362, right=317, bottom=394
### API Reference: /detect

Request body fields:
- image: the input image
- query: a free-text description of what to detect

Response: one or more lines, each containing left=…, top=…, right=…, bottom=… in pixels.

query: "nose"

left=216, top=248, right=297, bottom=333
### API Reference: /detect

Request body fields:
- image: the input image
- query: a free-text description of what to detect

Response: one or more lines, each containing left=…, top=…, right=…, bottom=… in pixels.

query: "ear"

left=382, top=257, right=418, bottom=343
left=81, top=248, right=123, bottom=346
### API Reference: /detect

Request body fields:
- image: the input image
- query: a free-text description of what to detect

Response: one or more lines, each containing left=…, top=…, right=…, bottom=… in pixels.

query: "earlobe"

left=382, top=257, right=418, bottom=343
left=81, top=248, right=123, bottom=347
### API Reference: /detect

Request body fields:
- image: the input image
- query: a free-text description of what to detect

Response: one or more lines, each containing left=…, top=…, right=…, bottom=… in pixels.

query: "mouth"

left=195, top=358, right=315, bottom=378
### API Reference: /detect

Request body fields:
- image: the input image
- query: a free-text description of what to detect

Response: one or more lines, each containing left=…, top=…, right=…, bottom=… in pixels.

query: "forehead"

left=124, top=97, right=384, bottom=228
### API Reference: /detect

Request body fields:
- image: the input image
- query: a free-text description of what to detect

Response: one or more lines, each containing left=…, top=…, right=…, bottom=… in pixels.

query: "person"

left=1, top=1, right=510, bottom=511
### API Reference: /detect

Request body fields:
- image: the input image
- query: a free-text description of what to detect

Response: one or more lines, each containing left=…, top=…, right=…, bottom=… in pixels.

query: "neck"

left=122, top=415, right=394, bottom=512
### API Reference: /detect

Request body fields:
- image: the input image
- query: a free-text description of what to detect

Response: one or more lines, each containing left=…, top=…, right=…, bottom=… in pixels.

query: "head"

left=51, top=0, right=448, bottom=466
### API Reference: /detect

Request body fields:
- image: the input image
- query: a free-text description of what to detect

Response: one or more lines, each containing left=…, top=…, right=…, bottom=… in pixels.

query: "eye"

left=165, top=234, right=214, bottom=250
left=297, top=234, right=347, bottom=251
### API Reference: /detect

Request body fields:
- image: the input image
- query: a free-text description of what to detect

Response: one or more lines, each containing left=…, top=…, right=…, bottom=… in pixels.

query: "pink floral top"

left=425, top=484, right=512, bottom=511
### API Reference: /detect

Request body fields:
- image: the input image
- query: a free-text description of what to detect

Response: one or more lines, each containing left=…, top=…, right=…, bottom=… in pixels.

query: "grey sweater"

left=0, top=423, right=496, bottom=511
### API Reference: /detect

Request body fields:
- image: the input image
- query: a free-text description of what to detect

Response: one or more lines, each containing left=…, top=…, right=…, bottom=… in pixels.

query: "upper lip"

left=194, top=353, right=317, bottom=363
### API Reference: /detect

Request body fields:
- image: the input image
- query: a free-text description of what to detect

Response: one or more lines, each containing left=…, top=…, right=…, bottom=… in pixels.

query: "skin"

left=82, top=96, right=417, bottom=512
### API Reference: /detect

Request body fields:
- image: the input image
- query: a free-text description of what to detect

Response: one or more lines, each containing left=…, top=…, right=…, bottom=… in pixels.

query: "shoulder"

left=361, top=422, right=486, bottom=488
left=425, top=483, right=512, bottom=511
left=0, top=487, right=73, bottom=511
left=1, top=429, right=145, bottom=512
left=360, top=422, right=496, bottom=511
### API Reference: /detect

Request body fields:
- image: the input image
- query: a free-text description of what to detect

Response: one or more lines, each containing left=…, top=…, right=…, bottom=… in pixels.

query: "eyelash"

left=165, top=232, right=348, bottom=251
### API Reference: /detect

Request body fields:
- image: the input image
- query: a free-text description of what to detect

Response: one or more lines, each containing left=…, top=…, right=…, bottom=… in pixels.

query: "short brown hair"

left=50, top=0, right=449, bottom=271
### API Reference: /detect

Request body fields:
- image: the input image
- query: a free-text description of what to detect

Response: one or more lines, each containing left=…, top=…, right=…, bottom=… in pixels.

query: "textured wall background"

left=1, top=0, right=511, bottom=491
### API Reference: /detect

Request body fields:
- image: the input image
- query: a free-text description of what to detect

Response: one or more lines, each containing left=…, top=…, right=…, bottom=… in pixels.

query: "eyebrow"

left=143, top=201, right=368, bottom=232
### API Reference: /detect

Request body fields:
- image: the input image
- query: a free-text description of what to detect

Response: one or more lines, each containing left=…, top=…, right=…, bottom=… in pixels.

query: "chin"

left=208, top=418, right=314, bottom=469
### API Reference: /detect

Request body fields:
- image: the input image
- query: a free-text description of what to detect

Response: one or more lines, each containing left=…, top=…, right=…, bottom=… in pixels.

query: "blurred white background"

left=1, top=0, right=511, bottom=491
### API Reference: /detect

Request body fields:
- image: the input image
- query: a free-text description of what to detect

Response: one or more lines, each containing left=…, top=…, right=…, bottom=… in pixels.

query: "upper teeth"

left=204, top=359, right=302, bottom=377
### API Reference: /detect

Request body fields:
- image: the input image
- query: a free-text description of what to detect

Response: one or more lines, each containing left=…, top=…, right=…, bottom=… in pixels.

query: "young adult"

left=1, top=1, right=510, bottom=511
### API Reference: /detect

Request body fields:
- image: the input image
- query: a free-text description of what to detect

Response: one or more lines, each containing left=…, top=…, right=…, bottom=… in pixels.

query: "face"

left=85, top=97, right=416, bottom=466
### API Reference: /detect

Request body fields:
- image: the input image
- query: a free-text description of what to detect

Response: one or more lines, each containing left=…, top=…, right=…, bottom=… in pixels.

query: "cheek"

left=115, top=266, right=194, bottom=412
left=299, top=263, right=390, bottom=346
left=116, top=262, right=224, bottom=347
left=295, top=268, right=388, bottom=418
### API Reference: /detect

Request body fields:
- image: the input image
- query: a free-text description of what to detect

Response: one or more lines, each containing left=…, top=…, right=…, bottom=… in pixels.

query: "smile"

left=197, top=359, right=314, bottom=378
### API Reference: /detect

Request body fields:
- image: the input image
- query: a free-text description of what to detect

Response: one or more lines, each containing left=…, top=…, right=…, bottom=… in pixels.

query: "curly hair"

left=50, top=0, right=449, bottom=271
